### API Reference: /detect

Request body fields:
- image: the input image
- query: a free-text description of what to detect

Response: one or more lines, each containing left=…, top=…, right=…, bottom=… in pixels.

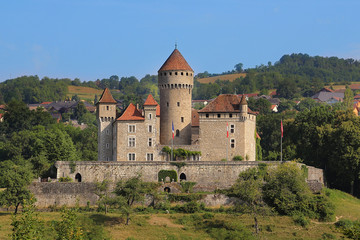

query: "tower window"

left=147, top=153, right=153, bottom=161
left=170, top=72, right=172, bottom=75
left=101, top=117, right=104, bottom=122
left=128, top=125, right=136, bottom=133
left=217, top=114, right=221, bottom=118
left=107, top=106, right=109, bottom=110
left=175, top=72, right=178, bottom=75
left=181, top=72, right=184, bottom=75
left=128, top=137, right=135, bottom=147
left=148, top=113, right=152, bottom=120
left=106, top=143, right=109, bottom=149
left=186, top=73, right=188, bottom=76
left=176, top=130, right=180, bottom=137
left=206, top=114, right=209, bottom=118
left=229, top=114, right=233, bottom=118
left=106, top=129, right=110, bottom=135
left=167, top=102, right=169, bottom=107
left=128, top=153, right=135, bottom=161
left=181, top=117, right=184, bottom=122
left=231, top=139, right=235, bottom=148
left=148, top=138, right=152, bottom=147
left=148, top=125, right=152, bottom=133
left=230, top=124, right=235, bottom=133
left=175, top=84, right=177, bottom=88
left=177, top=102, right=180, bottom=107
left=164, top=72, right=166, bottom=76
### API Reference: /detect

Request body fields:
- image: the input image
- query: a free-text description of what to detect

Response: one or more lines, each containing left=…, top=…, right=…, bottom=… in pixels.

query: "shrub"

left=335, top=219, right=360, bottom=240
left=180, top=182, right=196, bottom=193
left=292, top=214, right=310, bottom=228
left=203, top=213, right=215, bottom=219
left=233, top=156, right=243, bottom=161
left=167, top=193, right=205, bottom=202
left=182, top=201, right=200, bottom=213
left=58, top=176, right=73, bottom=182
left=321, top=233, right=336, bottom=239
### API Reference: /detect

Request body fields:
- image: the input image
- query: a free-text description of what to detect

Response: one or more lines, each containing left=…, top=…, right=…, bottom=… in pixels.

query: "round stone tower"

left=158, top=48, right=194, bottom=145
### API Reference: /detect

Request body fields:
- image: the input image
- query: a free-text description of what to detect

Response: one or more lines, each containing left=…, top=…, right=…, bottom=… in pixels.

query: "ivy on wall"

left=161, top=146, right=201, bottom=161
left=158, top=170, right=178, bottom=182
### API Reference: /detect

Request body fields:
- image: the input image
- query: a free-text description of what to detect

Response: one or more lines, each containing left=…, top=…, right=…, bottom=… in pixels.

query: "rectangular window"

left=229, top=113, right=233, bottom=118
left=148, top=125, right=152, bottom=133
left=148, top=138, right=152, bottom=147
left=147, top=153, right=153, bottom=161
left=128, top=125, right=136, bottom=133
left=230, top=124, right=235, bottom=133
left=106, top=129, right=110, bottom=135
left=177, top=102, right=180, bottom=107
left=128, top=137, right=135, bottom=147
left=217, top=114, right=221, bottom=118
left=128, top=153, right=135, bottom=161
left=206, top=114, right=209, bottom=118
left=148, top=113, right=152, bottom=120
left=106, top=143, right=109, bottom=149
left=181, top=117, right=184, bottom=122
left=231, top=139, right=235, bottom=148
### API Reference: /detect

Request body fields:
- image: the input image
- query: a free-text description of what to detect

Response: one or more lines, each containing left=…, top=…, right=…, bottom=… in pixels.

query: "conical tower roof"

left=240, top=94, right=247, bottom=105
left=158, top=49, right=193, bottom=72
left=97, top=88, right=117, bottom=104
left=143, top=94, right=158, bottom=106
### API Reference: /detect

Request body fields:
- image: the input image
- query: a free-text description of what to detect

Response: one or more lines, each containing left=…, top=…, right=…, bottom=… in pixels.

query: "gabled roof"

left=198, top=94, right=257, bottom=115
left=158, top=49, right=193, bottom=72
left=156, top=105, right=160, bottom=117
left=192, top=108, right=199, bottom=127
left=311, top=92, right=344, bottom=102
left=98, top=88, right=117, bottom=104
left=143, top=94, right=158, bottom=106
left=117, top=103, right=145, bottom=121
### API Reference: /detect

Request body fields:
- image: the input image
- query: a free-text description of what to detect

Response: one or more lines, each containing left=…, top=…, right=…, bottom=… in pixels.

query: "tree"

left=113, top=176, right=155, bottom=225
left=344, top=87, right=354, bottom=110
left=276, top=78, right=297, bottom=99
left=234, top=63, right=244, bottom=73
left=11, top=202, right=44, bottom=240
left=227, top=167, right=267, bottom=234
left=53, top=208, right=84, bottom=240
left=94, top=180, right=112, bottom=214
left=0, top=161, right=34, bottom=214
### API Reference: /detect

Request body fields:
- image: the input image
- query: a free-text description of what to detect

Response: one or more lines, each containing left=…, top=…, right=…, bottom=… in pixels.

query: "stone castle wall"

left=55, top=161, right=324, bottom=191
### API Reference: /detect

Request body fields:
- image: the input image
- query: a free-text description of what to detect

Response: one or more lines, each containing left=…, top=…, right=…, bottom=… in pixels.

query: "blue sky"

left=0, top=0, right=359, bottom=82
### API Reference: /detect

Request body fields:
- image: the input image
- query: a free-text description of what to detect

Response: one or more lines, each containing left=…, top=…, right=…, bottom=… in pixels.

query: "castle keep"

left=96, top=48, right=257, bottom=162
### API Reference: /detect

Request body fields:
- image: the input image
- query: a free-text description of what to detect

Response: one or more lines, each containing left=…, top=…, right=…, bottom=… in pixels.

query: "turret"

left=240, top=94, right=248, bottom=120
left=158, top=48, right=194, bottom=145
left=96, top=88, right=117, bottom=161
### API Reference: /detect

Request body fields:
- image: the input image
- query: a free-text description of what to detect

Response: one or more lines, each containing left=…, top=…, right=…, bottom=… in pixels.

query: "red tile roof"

left=240, top=94, right=247, bottom=105
left=198, top=94, right=257, bottom=115
left=41, top=102, right=52, bottom=105
left=117, top=103, right=145, bottom=121
left=98, top=88, right=117, bottom=104
left=156, top=105, right=160, bottom=117
left=143, top=94, right=158, bottom=106
left=158, top=49, right=193, bottom=72
left=192, top=108, right=199, bottom=127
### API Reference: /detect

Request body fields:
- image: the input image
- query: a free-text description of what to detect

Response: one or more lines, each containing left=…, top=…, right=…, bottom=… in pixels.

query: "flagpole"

left=226, top=122, right=229, bottom=161
left=171, top=136, right=174, bottom=161
left=280, top=119, right=283, bottom=162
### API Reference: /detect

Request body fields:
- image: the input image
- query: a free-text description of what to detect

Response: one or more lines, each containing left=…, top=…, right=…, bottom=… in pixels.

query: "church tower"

left=158, top=47, right=194, bottom=145
left=96, top=88, right=117, bottom=161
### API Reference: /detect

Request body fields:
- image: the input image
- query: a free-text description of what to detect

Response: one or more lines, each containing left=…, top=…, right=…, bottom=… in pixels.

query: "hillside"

left=0, top=188, right=359, bottom=239
left=67, top=85, right=104, bottom=103
left=197, top=73, right=246, bottom=84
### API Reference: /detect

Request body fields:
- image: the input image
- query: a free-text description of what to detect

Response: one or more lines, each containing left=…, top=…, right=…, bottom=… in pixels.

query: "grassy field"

left=0, top=188, right=359, bottom=239
left=67, top=85, right=104, bottom=103
left=197, top=73, right=247, bottom=84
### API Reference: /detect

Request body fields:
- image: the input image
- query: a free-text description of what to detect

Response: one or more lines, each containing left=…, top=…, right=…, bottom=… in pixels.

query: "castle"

left=96, top=47, right=257, bottom=162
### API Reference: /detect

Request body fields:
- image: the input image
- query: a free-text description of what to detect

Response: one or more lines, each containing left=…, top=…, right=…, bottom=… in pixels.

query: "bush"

left=203, top=213, right=215, bottom=219
left=335, top=219, right=360, bottom=239
left=177, top=201, right=200, bottom=213
left=180, top=182, right=196, bottom=193
left=167, top=193, right=205, bottom=202
left=292, top=214, right=310, bottom=228
left=58, top=177, right=72, bottom=182
left=321, top=233, right=336, bottom=239
left=232, top=156, right=243, bottom=161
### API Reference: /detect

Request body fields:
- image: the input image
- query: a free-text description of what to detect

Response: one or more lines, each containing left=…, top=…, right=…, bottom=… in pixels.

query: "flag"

left=172, top=121, right=174, bottom=139
left=281, top=119, right=283, bottom=138
left=226, top=123, right=229, bottom=138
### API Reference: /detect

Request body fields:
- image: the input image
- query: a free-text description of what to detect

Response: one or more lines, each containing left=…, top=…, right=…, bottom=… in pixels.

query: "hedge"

left=158, top=170, right=177, bottom=182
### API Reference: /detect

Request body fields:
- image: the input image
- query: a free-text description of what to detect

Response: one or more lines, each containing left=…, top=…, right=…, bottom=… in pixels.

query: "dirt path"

left=148, top=216, right=183, bottom=228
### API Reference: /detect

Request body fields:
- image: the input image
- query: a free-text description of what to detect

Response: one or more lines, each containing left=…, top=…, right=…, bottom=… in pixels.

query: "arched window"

left=75, top=173, right=82, bottom=182
left=180, top=173, right=186, bottom=181
left=176, top=129, right=180, bottom=137
left=164, top=187, right=171, bottom=193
